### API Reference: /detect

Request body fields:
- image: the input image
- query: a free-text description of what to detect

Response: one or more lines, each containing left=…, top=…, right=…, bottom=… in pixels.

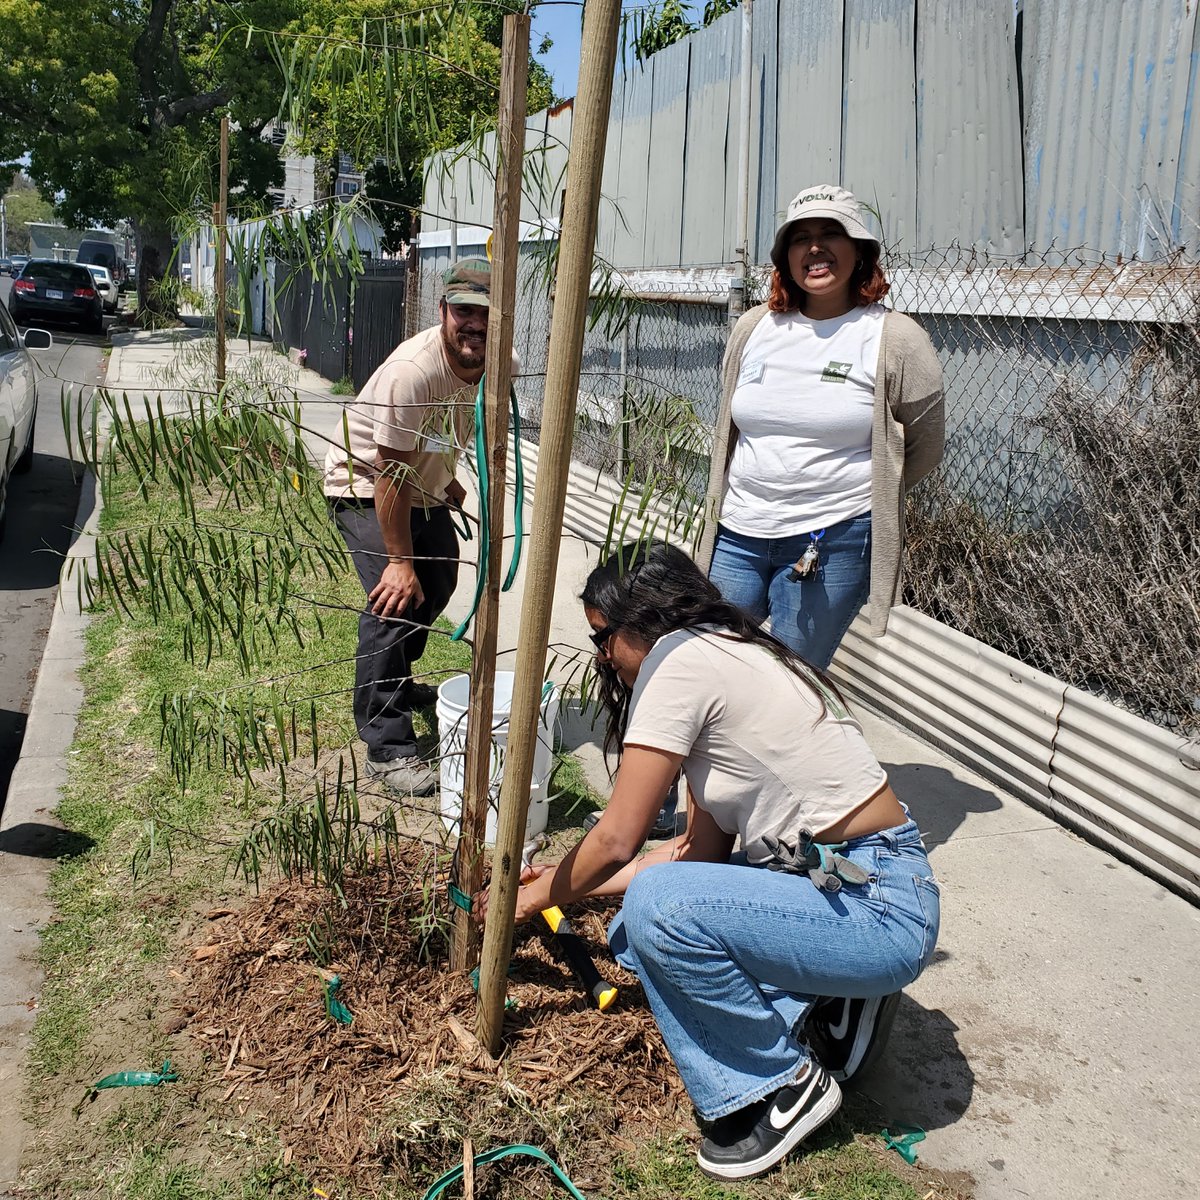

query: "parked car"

left=0, top=257, right=12, bottom=276
left=85, top=263, right=119, bottom=314
left=0, top=301, right=52, bottom=540
left=9, top=254, right=29, bottom=274
left=76, top=238, right=128, bottom=291
left=9, top=259, right=104, bottom=333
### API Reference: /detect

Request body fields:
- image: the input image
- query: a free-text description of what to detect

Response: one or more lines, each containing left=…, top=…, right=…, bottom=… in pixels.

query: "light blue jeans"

left=608, top=820, right=939, bottom=1119
left=708, top=513, right=872, bottom=669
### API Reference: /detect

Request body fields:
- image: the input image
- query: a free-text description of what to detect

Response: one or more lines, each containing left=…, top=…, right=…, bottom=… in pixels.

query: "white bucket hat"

left=770, top=185, right=879, bottom=273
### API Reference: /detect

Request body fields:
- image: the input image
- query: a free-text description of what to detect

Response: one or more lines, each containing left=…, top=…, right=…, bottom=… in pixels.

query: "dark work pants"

left=331, top=501, right=460, bottom=762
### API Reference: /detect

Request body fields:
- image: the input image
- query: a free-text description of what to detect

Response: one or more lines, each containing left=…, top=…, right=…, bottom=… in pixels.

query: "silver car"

left=85, top=263, right=119, bottom=314
left=0, top=302, right=52, bottom=540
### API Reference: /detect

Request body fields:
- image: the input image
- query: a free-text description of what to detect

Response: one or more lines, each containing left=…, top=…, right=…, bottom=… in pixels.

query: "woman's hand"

left=471, top=863, right=552, bottom=928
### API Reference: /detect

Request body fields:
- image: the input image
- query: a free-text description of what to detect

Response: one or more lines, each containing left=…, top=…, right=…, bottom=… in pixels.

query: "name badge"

left=737, top=359, right=765, bottom=388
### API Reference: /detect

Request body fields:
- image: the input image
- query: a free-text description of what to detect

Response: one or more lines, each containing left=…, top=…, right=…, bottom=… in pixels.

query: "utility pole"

left=215, top=113, right=230, bottom=392
left=475, top=0, right=622, bottom=1057
left=0, top=196, right=7, bottom=259
left=729, top=0, right=754, bottom=327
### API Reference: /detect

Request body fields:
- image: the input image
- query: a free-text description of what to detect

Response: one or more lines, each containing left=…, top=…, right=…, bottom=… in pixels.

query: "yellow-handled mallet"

left=523, top=836, right=618, bottom=1012
left=537, top=905, right=619, bottom=1011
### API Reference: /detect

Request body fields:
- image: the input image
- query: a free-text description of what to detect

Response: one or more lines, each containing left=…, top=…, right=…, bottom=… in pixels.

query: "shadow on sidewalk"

left=0, top=821, right=95, bottom=860
left=858, top=985, right=975, bottom=1132
left=885, top=762, right=1003, bottom=853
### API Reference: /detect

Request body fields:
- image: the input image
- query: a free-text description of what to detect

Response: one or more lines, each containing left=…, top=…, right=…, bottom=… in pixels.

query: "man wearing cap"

left=323, top=257, right=500, bottom=795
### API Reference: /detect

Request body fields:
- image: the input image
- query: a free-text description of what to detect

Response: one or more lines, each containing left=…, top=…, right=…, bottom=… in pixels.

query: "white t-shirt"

left=622, top=628, right=887, bottom=862
left=720, top=304, right=886, bottom=537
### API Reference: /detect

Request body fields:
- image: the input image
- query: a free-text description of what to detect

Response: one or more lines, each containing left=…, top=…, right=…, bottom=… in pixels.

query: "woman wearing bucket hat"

left=695, top=185, right=944, bottom=668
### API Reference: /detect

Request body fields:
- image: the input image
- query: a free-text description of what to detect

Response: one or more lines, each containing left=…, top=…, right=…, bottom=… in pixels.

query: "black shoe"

left=696, top=1063, right=841, bottom=1180
left=407, top=682, right=439, bottom=708
left=806, top=992, right=901, bottom=1084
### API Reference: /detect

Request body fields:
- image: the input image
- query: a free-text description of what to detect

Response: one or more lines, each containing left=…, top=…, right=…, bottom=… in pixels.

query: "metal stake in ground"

left=215, top=113, right=229, bottom=392
left=475, top=0, right=623, bottom=1056
left=449, top=12, right=530, bottom=973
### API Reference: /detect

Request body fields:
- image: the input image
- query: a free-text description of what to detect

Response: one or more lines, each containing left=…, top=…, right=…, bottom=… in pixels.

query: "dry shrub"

left=906, top=307, right=1200, bottom=733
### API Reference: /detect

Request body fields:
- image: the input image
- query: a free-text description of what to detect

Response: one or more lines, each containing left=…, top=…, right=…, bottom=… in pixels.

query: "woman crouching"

left=478, top=540, right=940, bottom=1180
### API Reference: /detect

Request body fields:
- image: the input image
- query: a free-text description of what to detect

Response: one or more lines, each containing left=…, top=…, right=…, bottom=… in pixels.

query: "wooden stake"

left=215, top=113, right=229, bottom=391
left=476, top=0, right=622, bottom=1056
left=449, top=13, right=530, bottom=972
left=463, top=1136, right=475, bottom=1200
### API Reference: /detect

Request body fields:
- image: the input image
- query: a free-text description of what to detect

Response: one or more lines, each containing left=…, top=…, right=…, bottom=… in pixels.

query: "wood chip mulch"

left=173, top=847, right=686, bottom=1192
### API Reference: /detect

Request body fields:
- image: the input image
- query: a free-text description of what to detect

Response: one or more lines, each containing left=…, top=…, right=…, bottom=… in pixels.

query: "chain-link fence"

left=892, top=247, right=1200, bottom=736
left=410, top=244, right=1199, bottom=735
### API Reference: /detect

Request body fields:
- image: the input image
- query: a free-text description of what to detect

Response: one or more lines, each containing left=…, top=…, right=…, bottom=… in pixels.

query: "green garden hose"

left=450, top=377, right=525, bottom=641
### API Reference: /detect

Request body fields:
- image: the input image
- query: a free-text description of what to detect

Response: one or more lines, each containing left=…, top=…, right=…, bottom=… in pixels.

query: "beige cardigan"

left=695, top=305, right=945, bottom=637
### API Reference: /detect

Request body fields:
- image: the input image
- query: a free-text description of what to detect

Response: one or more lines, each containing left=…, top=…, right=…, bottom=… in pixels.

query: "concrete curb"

left=0, top=470, right=98, bottom=1192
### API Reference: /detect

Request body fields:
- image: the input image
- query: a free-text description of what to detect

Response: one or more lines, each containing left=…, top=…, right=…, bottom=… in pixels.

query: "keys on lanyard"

left=786, top=528, right=825, bottom=581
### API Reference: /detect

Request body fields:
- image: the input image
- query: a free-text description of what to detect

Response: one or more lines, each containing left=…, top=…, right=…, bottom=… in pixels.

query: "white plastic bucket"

left=436, top=671, right=557, bottom=845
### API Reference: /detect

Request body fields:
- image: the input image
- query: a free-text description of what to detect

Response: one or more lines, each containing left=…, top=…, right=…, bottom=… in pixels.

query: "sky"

left=531, top=2, right=700, bottom=101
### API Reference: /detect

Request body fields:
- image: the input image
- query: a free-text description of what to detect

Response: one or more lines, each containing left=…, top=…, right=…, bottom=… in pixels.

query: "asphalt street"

left=0, top=274, right=107, bottom=814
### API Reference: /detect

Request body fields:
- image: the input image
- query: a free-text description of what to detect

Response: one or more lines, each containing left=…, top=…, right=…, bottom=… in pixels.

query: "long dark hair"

left=580, top=540, right=844, bottom=763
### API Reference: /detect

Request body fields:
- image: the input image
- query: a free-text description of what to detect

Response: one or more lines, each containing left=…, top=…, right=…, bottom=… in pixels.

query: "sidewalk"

left=2, top=329, right=1198, bottom=1199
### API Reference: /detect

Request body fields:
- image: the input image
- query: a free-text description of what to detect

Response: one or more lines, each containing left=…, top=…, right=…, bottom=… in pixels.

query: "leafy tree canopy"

left=0, top=1, right=297, bottom=232
left=270, top=0, right=554, bottom=243
left=0, top=1, right=557, bottom=272
left=0, top=0, right=301, bottom=314
left=630, top=0, right=736, bottom=60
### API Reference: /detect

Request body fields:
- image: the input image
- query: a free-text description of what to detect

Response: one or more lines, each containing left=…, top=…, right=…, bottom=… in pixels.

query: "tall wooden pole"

left=215, top=113, right=230, bottom=390
left=450, top=13, right=530, bottom=971
left=476, top=0, right=622, bottom=1055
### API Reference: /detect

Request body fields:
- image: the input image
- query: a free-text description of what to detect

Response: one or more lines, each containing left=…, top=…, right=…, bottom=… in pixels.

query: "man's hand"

left=369, top=559, right=425, bottom=617
left=445, top=477, right=467, bottom=510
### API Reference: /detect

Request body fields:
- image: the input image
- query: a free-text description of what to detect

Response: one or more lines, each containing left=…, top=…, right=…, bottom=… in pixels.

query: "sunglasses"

left=588, top=623, right=618, bottom=652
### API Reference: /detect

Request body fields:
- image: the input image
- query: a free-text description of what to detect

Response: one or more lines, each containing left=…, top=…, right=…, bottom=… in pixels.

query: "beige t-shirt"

left=322, top=325, right=478, bottom=507
left=623, top=628, right=886, bottom=861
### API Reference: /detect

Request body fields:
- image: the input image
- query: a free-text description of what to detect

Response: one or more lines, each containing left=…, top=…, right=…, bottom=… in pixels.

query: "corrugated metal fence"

left=424, top=0, right=1200, bottom=267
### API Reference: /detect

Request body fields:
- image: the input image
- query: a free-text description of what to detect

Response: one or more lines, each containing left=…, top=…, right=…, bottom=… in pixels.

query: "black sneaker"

left=407, top=682, right=439, bottom=708
left=806, top=992, right=901, bottom=1084
left=696, top=1063, right=841, bottom=1180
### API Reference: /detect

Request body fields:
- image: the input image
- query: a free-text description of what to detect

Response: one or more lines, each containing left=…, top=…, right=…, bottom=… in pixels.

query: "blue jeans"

left=708, top=514, right=872, bottom=669
left=608, top=820, right=939, bottom=1119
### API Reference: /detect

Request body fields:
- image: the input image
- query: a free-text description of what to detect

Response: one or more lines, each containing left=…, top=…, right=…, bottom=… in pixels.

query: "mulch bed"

left=175, top=845, right=686, bottom=1194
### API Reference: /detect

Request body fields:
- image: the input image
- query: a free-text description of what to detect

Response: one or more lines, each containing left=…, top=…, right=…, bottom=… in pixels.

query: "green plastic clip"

left=324, top=974, right=353, bottom=1025
left=93, top=1060, right=179, bottom=1090
left=448, top=883, right=472, bottom=913
left=468, top=965, right=517, bottom=1010
left=881, top=1124, right=926, bottom=1164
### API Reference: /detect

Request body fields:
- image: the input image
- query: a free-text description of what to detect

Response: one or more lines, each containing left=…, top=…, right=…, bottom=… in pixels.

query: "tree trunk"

left=133, top=217, right=177, bottom=324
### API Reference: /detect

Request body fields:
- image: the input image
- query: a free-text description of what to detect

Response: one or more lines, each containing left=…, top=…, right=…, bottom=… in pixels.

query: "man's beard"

left=441, top=324, right=485, bottom=370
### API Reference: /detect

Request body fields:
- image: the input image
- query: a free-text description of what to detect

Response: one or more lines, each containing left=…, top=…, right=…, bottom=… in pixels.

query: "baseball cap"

left=770, top=185, right=879, bottom=273
left=442, top=256, right=491, bottom=306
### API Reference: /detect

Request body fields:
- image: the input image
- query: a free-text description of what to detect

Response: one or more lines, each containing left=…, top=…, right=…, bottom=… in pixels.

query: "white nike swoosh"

left=828, top=1000, right=853, bottom=1042
left=769, top=1070, right=824, bottom=1130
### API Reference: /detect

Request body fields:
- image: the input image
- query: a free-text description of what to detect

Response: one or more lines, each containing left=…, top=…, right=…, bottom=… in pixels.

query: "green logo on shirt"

left=821, top=360, right=853, bottom=383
